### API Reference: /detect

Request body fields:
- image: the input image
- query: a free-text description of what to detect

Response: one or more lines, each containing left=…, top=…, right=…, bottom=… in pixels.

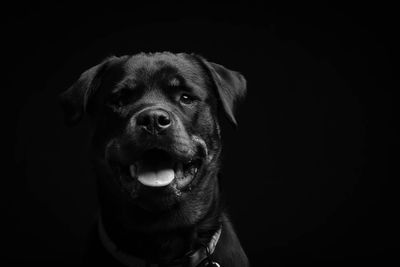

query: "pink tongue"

left=136, top=160, right=175, bottom=187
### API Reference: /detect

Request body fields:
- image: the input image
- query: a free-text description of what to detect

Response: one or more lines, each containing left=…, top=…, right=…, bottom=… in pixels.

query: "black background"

left=5, top=2, right=398, bottom=266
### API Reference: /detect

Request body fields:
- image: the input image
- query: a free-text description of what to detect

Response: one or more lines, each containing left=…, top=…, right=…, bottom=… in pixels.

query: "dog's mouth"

left=120, top=149, right=202, bottom=190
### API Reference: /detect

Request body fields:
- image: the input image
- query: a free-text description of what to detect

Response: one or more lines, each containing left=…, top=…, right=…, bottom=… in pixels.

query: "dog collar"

left=98, top=217, right=222, bottom=267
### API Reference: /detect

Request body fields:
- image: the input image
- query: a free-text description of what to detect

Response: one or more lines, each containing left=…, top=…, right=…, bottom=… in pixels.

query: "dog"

left=60, top=52, right=249, bottom=267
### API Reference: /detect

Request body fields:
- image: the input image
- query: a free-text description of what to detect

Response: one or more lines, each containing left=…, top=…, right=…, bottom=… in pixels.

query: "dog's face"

left=60, top=52, right=246, bottom=217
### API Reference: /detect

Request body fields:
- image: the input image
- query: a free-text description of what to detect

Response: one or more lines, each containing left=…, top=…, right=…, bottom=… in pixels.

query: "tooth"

left=129, top=164, right=136, bottom=178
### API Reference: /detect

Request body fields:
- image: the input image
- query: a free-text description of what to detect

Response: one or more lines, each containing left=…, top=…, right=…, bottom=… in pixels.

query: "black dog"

left=60, top=52, right=248, bottom=267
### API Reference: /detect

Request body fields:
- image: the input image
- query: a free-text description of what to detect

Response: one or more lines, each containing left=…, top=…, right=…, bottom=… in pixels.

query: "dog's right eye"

left=108, top=89, right=133, bottom=107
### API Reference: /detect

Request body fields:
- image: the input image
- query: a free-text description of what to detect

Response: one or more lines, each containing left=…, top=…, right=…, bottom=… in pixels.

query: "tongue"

left=136, top=160, right=175, bottom=187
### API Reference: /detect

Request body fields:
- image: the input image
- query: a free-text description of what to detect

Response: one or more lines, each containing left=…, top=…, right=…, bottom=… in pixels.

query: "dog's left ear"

left=193, top=55, right=247, bottom=127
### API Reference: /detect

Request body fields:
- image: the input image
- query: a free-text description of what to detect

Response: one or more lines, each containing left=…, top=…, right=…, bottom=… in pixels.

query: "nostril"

left=158, top=114, right=171, bottom=127
left=137, top=114, right=151, bottom=127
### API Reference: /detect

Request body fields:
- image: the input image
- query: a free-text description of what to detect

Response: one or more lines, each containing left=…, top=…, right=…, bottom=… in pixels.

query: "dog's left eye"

left=179, top=94, right=196, bottom=105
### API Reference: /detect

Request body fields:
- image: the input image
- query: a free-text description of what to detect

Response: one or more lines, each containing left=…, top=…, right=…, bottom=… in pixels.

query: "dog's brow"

left=168, top=77, right=180, bottom=87
left=163, top=75, right=197, bottom=94
left=115, top=78, right=139, bottom=91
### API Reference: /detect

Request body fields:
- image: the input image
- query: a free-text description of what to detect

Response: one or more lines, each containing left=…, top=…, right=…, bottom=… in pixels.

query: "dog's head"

left=60, top=52, right=246, bottom=216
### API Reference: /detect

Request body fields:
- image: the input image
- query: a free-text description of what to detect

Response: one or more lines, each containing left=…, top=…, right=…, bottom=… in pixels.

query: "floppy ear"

left=193, top=55, right=247, bottom=126
left=59, top=56, right=121, bottom=126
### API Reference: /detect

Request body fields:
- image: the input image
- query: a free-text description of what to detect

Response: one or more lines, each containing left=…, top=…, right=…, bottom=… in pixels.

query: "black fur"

left=60, top=52, right=248, bottom=266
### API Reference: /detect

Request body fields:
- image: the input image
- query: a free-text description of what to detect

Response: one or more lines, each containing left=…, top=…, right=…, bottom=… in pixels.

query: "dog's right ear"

left=59, top=56, right=122, bottom=126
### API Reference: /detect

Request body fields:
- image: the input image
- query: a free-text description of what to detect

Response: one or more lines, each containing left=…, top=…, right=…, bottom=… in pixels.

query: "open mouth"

left=123, top=149, right=202, bottom=189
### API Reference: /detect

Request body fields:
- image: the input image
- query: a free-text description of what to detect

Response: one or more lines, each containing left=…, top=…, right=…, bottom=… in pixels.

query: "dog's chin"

left=114, top=148, right=203, bottom=204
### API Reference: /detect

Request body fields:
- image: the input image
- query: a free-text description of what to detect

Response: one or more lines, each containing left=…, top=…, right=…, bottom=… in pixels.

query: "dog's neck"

left=98, top=214, right=222, bottom=267
left=97, top=178, right=222, bottom=264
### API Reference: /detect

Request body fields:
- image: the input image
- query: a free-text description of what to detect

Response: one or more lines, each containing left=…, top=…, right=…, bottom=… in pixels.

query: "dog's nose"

left=136, top=109, right=172, bottom=134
